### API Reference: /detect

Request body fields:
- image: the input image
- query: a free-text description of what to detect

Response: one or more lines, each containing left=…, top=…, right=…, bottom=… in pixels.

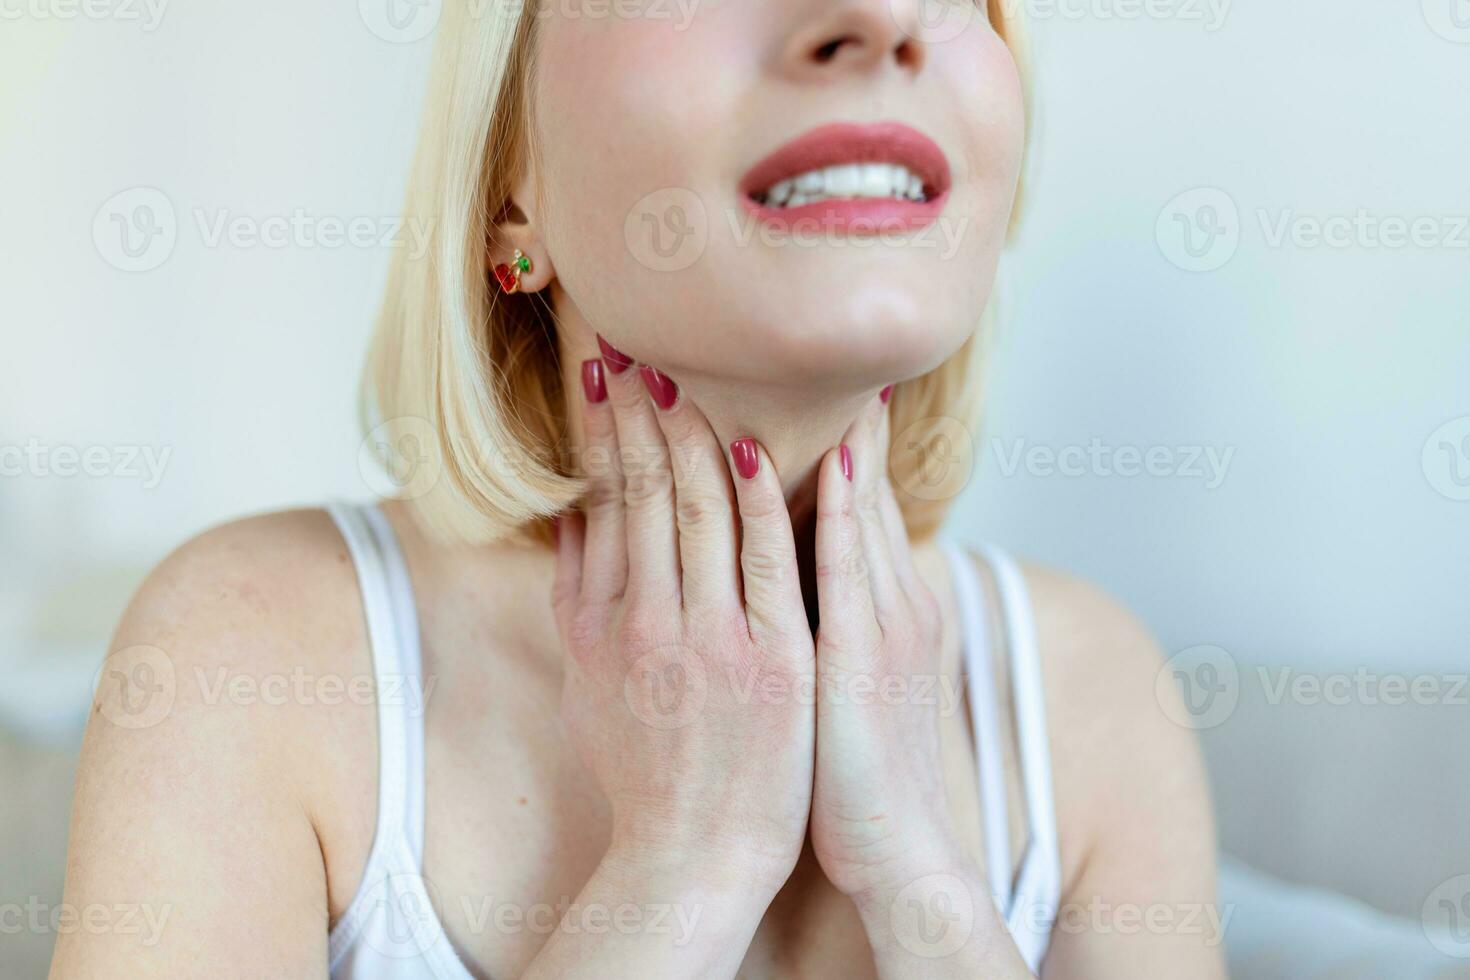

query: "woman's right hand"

left=552, top=338, right=816, bottom=904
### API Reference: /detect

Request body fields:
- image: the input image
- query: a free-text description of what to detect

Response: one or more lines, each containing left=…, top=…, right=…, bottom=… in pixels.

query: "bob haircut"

left=364, top=1, right=1029, bottom=546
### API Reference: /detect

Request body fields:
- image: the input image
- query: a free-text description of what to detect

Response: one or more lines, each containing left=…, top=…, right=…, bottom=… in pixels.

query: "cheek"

left=531, top=19, right=745, bottom=341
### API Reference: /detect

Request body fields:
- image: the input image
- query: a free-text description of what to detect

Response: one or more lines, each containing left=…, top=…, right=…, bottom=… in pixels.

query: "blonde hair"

left=364, top=2, right=1028, bottom=546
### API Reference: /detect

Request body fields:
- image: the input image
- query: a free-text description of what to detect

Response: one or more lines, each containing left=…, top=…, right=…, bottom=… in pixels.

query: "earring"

left=493, top=250, right=533, bottom=295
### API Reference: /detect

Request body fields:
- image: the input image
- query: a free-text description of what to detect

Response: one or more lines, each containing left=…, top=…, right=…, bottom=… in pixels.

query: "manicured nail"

left=840, top=444, right=854, bottom=482
left=731, top=439, right=760, bottom=480
left=581, top=359, right=607, bottom=404
left=880, top=385, right=894, bottom=405
left=639, top=365, right=679, bottom=410
left=598, top=334, right=634, bottom=374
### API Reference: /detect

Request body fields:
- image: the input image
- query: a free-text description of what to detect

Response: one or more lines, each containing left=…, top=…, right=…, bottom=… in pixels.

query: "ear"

left=486, top=182, right=554, bottom=296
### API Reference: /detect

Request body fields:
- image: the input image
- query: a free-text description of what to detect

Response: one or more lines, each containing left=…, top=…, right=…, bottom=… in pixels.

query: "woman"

left=53, top=1, right=1224, bottom=977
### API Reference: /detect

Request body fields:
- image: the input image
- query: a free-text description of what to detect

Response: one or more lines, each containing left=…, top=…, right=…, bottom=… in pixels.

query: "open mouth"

left=739, top=121, right=951, bottom=230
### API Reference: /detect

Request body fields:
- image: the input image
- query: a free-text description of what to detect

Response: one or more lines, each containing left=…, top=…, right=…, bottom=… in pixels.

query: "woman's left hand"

left=807, top=392, right=1032, bottom=976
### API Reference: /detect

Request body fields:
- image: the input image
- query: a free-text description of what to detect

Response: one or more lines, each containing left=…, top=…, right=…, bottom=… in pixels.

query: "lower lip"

left=739, top=191, right=949, bottom=233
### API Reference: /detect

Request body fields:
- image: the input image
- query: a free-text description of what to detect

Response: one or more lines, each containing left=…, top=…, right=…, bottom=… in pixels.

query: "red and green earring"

left=493, top=250, right=533, bottom=295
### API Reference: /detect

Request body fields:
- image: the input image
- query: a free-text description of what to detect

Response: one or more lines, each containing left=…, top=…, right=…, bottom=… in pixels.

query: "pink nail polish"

left=731, top=439, right=760, bottom=480
left=639, top=365, right=679, bottom=410
left=880, top=385, right=894, bottom=405
left=597, top=334, right=634, bottom=374
left=581, top=359, right=607, bottom=404
left=840, top=445, right=853, bottom=482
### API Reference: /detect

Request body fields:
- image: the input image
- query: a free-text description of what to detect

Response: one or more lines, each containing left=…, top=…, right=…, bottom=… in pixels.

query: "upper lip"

left=738, top=121, right=952, bottom=202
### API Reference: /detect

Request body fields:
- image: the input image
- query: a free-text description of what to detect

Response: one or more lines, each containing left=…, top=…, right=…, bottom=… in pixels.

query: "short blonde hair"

left=364, top=2, right=1028, bottom=546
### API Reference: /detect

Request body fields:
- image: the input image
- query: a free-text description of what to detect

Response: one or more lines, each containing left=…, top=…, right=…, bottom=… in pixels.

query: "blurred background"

left=3, top=1, right=1468, bottom=976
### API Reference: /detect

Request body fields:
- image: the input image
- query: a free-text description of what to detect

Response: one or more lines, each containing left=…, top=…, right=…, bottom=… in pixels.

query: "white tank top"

left=324, top=501, right=1060, bottom=978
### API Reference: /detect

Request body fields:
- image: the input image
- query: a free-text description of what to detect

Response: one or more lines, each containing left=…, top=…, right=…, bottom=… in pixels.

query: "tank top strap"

left=326, top=501, right=427, bottom=865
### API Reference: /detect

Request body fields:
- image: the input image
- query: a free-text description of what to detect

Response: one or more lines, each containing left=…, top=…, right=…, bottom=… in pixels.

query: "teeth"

left=756, top=162, right=929, bottom=208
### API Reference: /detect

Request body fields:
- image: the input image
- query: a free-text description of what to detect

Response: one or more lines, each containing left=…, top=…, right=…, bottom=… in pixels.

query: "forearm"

left=517, top=849, right=776, bottom=980
left=851, top=860, right=1035, bottom=980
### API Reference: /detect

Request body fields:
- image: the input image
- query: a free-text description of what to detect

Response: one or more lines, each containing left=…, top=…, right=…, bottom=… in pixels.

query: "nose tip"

left=787, top=2, right=927, bottom=78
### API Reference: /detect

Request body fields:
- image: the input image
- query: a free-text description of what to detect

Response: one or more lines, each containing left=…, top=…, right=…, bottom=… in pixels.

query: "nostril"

left=813, top=35, right=860, bottom=63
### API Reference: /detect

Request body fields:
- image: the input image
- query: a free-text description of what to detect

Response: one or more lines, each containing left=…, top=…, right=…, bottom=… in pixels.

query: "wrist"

left=597, top=839, right=788, bottom=921
left=850, top=856, right=1010, bottom=965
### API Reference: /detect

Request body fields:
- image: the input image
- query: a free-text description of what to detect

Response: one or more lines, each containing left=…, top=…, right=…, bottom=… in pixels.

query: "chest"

left=406, top=639, right=1021, bottom=979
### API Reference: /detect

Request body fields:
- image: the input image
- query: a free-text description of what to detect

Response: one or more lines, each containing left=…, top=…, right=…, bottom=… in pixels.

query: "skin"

left=51, top=1, right=1224, bottom=977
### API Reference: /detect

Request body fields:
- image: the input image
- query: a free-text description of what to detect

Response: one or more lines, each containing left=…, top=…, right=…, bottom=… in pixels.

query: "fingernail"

left=639, top=365, right=679, bottom=410
left=731, top=439, right=760, bottom=480
left=597, top=334, right=634, bottom=374
left=581, top=359, right=607, bottom=404
left=840, top=444, right=853, bottom=482
left=880, top=385, right=894, bottom=405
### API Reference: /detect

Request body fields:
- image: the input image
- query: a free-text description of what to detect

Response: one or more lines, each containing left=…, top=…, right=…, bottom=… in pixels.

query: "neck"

left=557, top=324, right=881, bottom=531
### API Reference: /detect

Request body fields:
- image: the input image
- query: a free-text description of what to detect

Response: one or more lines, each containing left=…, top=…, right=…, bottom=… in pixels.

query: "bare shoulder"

left=988, top=557, right=1218, bottom=904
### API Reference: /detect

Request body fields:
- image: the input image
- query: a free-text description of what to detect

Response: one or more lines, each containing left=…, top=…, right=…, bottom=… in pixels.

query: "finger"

left=844, top=396, right=905, bottom=624
left=727, top=438, right=807, bottom=647
left=578, top=357, right=627, bottom=603
left=639, top=367, right=740, bottom=614
left=602, top=340, right=680, bottom=603
left=814, top=442, right=880, bottom=654
left=872, top=397, right=924, bottom=600
left=552, top=510, right=586, bottom=624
